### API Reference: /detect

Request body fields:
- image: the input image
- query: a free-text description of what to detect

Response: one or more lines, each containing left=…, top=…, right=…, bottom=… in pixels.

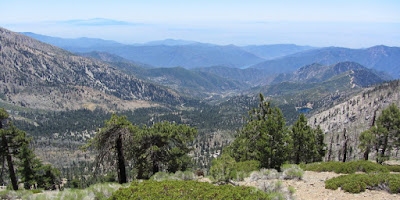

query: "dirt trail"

left=284, top=171, right=399, bottom=200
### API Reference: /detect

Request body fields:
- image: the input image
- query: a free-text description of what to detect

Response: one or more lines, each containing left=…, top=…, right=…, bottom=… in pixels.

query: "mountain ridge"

left=251, top=45, right=400, bottom=78
left=0, top=27, right=184, bottom=111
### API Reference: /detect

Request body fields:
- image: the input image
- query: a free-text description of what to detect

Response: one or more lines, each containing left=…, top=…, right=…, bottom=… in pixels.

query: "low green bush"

left=281, top=164, right=304, bottom=180
left=151, top=171, right=196, bottom=181
left=302, top=160, right=389, bottom=174
left=325, top=173, right=400, bottom=193
left=31, top=189, right=43, bottom=194
left=210, top=154, right=260, bottom=182
left=385, top=165, right=400, bottom=172
left=110, top=180, right=274, bottom=200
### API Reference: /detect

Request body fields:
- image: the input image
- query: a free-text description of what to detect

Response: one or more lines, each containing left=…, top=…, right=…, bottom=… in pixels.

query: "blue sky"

left=1, top=0, right=399, bottom=47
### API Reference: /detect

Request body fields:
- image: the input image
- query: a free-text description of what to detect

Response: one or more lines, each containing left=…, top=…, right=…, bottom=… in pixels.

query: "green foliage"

left=69, top=178, right=81, bottom=189
left=86, top=113, right=133, bottom=184
left=325, top=173, right=400, bottom=193
left=227, top=94, right=326, bottom=170
left=227, top=94, right=289, bottom=170
left=301, top=160, right=389, bottom=174
left=359, top=104, right=400, bottom=163
left=1, top=108, right=60, bottom=191
left=36, top=164, right=61, bottom=190
left=290, top=114, right=325, bottom=164
left=210, top=154, right=236, bottom=182
left=131, top=121, right=197, bottom=179
left=17, top=142, right=42, bottom=189
left=110, top=180, right=273, bottom=200
left=210, top=154, right=260, bottom=182
left=385, top=165, right=400, bottom=172
left=359, top=127, right=378, bottom=160
left=375, top=104, right=400, bottom=163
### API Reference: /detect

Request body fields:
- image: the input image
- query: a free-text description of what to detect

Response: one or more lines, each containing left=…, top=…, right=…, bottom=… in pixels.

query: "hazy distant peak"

left=59, top=18, right=138, bottom=26
left=142, top=39, right=206, bottom=46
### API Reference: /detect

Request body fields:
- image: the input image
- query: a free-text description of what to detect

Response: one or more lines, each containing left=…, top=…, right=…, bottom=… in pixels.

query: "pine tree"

left=376, top=104, right=400, bottom=162
left=131, top=122, right=197, bottom=179
left=227, top=94, right=289, bottom=170
left=359, top=127, right=378, bottom=161
left=314, top=125, right=326, bottom=162
left=17, top=142, right=42, bottom=189
left=290, top=114, right=326, bottom=164
left=86, top=113, right=132, bottom=184
left=0, top=108, right=29, bottom=190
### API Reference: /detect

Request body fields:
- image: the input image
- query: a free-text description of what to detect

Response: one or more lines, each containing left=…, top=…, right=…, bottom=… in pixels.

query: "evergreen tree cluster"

left=0, top=108, right=60, bottom=190
left=225, top=94, right=326, bottom=170
left=359, top=104, right=400, bottom=163
left=86, top=114, right=197, bottom=183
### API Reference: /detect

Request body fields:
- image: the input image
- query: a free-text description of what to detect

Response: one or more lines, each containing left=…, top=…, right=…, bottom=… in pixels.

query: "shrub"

left=388, top=176, right=400, bottom=193
left=150, top=171, right=173, bottom=181
left=302, top=160, right=389, bottom=174
left=288, top=186, right=296, bottom=195
left=341, top=181, right=366, bottom=193
left=325, top=173, right=400, bottom=193
left=110, top=180, right=274, bottom=199
left=281, top=165, right=304, bottom=180
left=31, top=189, right=43, bottom=194
left=385, top=165, right=400, bottom=172
left=151, top=171, right=196, bottom=181
left=250, top=169, right=280, bottom=182
left=210, top=155, right=260, bottom=182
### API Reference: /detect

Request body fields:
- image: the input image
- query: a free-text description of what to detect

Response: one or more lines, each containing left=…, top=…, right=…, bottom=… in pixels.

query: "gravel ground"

left=282, top=171, right=400, bottom=200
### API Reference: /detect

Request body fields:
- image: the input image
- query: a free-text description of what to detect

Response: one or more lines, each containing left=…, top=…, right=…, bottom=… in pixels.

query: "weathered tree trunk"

left=116, top=134, right=126, bottom=184
left=342, top=128, right=348, bottom=162
left=1, top=135, right=18, bottom=190
left=380, top=134, right=389, bottom=164
left=363, top=148, right=370, bottom=160
left=327, top=135, right=333, bottom=161
left=371, top=109, right=377, bottom=126
left=295, top=145, right=301, bottom=164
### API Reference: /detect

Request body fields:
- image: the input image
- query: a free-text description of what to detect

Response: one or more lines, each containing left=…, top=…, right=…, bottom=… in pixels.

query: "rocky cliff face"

left=309, top=80, right=400, bottom=161
left=0, top=27, right=183, bottom=111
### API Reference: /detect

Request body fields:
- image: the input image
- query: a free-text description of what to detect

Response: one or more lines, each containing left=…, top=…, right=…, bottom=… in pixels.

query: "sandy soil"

left=279, top=171, right=399, bottom=200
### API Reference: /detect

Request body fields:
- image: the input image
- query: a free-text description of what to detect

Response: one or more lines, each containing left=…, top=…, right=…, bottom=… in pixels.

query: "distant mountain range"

left=251, top=45, right=400, bottom=78
left=271, top=62, right=390, bottom=85
left=20, top=32, right=319, bottom=69
left=254, top=61, right=387, bottom=97
left=194, top=66, right=271, bottom=86
left=0, top=27, right=185, bottom=111
left=20, top=32, right=400, bottom=80
left=77, top=51, right=248, bottom=98
left=242, top=44, right=315, bottom=60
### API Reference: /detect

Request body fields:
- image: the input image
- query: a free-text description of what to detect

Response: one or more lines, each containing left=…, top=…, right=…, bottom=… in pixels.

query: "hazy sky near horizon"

left=1, top=0, right=399, bottom=47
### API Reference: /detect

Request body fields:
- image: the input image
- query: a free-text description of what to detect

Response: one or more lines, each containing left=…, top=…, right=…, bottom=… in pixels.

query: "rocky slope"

left=0, top=27, right=183, bottom=111
left=309, top=80, right=400, bottom=161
